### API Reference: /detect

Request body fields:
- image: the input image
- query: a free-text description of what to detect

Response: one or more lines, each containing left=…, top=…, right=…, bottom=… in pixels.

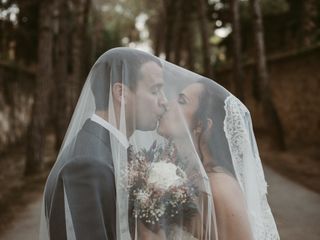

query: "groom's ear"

left=112, top=82, right=132, bottom=105
left=112, top=82, right=124, bottom=104
left=206, top=118, right=213, bottom=131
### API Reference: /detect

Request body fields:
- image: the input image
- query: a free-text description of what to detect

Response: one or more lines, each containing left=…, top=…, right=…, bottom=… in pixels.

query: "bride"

left=157, top=79, right=253, bottom=239
left=131, top=77, right=279, bottom=239
left=155, top=78, right=279, bottom=239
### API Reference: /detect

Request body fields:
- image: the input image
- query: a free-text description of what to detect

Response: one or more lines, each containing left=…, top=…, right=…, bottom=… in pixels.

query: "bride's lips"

left=158, top=111, right=165, bottom=121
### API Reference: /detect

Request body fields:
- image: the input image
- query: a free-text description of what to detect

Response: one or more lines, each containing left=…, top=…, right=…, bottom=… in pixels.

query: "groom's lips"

left=158, top=114, right=165, bottom=123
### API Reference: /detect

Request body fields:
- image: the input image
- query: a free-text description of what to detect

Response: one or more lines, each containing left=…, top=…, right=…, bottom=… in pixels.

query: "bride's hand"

left=138, top=222, right=166, bottom=240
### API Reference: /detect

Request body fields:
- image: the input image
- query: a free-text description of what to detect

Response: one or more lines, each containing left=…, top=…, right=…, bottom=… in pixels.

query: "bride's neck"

left=173, top=136, right=212, bottom=166
left=199, top=143, right=214, bottom=166
left=193, top=134, right=214, bottom=166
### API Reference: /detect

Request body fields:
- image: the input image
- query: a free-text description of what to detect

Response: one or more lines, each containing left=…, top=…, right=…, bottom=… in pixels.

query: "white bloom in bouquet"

left=148, top=161, right=186, bottom=190
left=135, top=189, right=150, bottom=205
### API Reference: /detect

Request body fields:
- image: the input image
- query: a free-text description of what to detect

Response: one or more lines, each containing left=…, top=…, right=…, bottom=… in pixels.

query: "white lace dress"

left=223, top=95, right=280, bottom=240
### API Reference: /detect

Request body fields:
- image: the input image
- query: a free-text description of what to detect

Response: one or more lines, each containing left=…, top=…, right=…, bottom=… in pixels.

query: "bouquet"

left=124, top=141, right=199, bottom=232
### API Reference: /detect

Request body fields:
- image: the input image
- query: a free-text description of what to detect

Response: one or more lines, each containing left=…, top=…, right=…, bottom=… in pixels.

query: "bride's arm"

left=210, top=173, right=254, bottom=240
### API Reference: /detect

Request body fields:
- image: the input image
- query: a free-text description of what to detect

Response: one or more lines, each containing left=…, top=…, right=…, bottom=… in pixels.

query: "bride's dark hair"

left=194, top=78, right=235, bottom=175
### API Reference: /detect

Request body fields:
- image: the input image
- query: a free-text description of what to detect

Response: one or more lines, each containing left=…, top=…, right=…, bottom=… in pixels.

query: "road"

left=0, top=167, right=319, bottom=239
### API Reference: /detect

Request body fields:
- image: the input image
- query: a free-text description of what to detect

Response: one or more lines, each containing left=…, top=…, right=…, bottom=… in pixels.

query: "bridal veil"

left=40, top=47, right=279, bottom=240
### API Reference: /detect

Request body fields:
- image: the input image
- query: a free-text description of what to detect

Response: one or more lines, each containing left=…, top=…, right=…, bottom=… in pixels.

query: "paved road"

left=0, top=193, right=42, bottom=240
left=264, top=167, right=320, bottom=240
left=0, top=167, right=319, bottom=240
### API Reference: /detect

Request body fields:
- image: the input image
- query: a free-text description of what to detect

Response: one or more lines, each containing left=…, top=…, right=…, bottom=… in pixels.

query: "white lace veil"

left=39, top=47, right=279, bottom=240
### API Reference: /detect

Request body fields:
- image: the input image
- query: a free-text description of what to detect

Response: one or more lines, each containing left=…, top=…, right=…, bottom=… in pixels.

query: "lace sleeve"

left=223, top=95, right=280, bottom=240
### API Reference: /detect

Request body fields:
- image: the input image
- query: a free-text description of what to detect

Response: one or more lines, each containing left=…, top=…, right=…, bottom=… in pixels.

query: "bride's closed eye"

left=178, top=93, right=188, bottom=105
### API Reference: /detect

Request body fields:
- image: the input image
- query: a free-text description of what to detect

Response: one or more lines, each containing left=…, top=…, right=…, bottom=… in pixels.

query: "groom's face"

left=133, top=61, right=167, bottom=131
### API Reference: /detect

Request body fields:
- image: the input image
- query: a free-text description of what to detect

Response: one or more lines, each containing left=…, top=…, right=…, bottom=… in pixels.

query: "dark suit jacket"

left=44, top=119, right=117, bottom=240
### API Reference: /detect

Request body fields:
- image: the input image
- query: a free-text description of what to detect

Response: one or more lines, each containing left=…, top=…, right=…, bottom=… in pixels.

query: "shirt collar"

left=90, top=113, right=129, bottom=149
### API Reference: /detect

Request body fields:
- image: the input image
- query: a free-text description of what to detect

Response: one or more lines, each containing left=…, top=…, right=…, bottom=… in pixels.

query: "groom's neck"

left=96, top=110, right=108, bottom=121
left=95, top=110, right=133, bottom=138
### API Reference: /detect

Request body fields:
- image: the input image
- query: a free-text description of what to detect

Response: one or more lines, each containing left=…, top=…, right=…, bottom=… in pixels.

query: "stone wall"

left=215, top=46, right=320, bottom=149
left=0, top=62, right=35, bottom=153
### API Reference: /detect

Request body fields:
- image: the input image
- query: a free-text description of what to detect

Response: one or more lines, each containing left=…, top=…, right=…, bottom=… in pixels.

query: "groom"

left=43, top=48, right=168, bottom=240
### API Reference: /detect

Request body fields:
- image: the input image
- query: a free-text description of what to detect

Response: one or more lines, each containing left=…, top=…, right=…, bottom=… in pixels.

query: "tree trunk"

left=186, top=23, right=195, bottom=71
left=25, top=0, right=53, bottom=175
left=1, top=19, right=7, bottom=59
left=152, top=7, right=166, bottom=57
left=81, top=0, right=92, bottom=80
left=71, top=0, right=91, bottom=110
left=250, top=0, right=285, bottom=150
left=230, top=0, right=245, bottom=102
left=163, top=0, right=179, bottom=61
left=301, top=0, right=317, bottom=47
left=173, top=0, right=190, bottom=65
left=53, top=0, right=70, bottom=151
left=197, top=0, right=213, bottom=78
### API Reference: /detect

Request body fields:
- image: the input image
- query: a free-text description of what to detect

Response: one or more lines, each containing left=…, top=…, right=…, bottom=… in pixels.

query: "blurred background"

left=0, top=0, right=319, bottom=239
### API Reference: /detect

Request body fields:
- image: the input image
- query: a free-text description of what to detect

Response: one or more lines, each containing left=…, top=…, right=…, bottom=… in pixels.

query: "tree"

left=50, top=0, right=92, bottom=151
left=152, top=10, right=165, bottom=57
left=230, top=0, right=245, bottom=102
left=301, top=0, right=317, bottom=47
left=25, top=0, right=53, bottom=175
left=172, top=0, right=184, bottom=65
left=52, top=0, right=71, bottom=151
left=71, top=0, right=91, bottom=107
left=172, top=2, right=196, bottom=70
left=163, top=0, right=179, bottom=61
left=250, top=0, right=285, bottom=150
left=185, top=23, right=196, bottom=71
left=197, top=0, right=213, bottom=78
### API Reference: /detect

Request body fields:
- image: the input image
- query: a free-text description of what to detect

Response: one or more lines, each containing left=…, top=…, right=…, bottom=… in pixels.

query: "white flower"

left=147, top=161, right=185, bottom=190
left=135, top=189, right=150, bottom=205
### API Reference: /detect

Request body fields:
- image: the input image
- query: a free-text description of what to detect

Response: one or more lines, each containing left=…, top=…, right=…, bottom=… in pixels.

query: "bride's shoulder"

left=208, top=170, right=245, bottom=205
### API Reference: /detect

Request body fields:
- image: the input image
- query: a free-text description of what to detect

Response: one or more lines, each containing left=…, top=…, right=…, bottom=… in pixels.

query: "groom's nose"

left=159, top=90, right=168, bottom=111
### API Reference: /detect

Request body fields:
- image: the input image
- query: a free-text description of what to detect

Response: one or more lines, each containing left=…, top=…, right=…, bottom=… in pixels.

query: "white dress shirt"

left=90, top=113, right=129, bottom=149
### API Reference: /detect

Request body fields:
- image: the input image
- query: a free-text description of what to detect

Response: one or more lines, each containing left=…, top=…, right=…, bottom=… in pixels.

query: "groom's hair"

left=91, top=48, right=162, bottom=111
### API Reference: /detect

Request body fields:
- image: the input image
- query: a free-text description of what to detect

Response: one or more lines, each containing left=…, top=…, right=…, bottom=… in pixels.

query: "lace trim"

left=223, top=95, right=279, bottom=240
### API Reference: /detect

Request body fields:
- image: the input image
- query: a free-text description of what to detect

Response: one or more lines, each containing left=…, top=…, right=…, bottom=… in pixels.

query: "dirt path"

left=0, top=166, right=319, bottom=240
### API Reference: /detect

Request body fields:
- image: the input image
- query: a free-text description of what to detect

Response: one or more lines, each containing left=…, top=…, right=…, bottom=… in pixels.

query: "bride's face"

left=158, top=83, right=204, bottom=138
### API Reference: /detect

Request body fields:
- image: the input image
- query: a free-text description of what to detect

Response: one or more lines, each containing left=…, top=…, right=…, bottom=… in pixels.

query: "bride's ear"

left=193, top=122, right=202, bottom=136
left=202, top=118, right=213, bottom=138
